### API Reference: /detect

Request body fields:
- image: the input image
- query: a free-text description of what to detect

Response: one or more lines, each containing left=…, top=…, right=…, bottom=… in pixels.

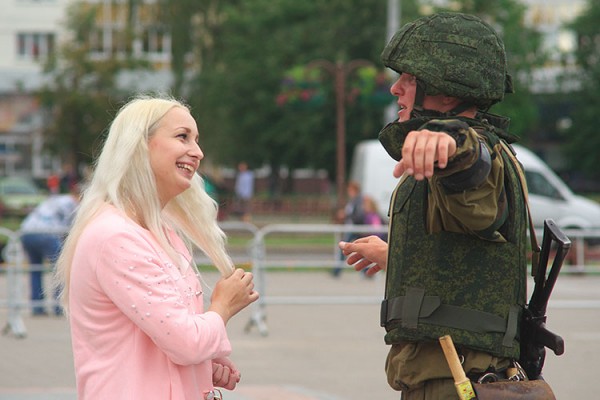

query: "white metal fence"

left=2, top=223, right=600, bottom=338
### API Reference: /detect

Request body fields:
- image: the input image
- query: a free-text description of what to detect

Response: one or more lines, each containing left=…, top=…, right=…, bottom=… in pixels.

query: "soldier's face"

left=390, top=73, right=461, bottom=121
left=390, top=73, right=417, bottom=122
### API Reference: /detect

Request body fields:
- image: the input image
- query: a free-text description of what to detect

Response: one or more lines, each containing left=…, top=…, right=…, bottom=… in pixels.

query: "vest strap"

left=502, top=305, right=520, bottom=347
left=381, top=293, right=517, bottom=344
left=499, top=140, right=541, bottom=275
left=402, top=287, right=426, bottom=329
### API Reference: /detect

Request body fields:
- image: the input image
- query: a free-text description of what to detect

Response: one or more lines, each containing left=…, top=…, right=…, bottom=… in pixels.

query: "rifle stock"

left=519, top=219, right=570, bottom=380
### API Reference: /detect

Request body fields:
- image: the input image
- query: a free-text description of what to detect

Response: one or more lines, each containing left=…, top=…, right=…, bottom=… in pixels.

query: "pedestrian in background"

left=46, top=172, right=60, bottom=194
left=332, top=181, right=365, bottom=277
left=343, top=181, right=365, bottom=229
left=59, top=162, right=78, bottom=194
left=362, top=195, right=385, bottom=240
left=53, top=96, right=259, bottom=400
left=233, top=161, right=254, bottom=222
left=20, top=184, right=80, bottom=316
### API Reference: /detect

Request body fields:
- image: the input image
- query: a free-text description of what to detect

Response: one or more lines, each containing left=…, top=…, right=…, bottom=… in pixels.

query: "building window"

left=142, top=25, right=167, bottom=54
left=16, top=32, right=55, bottom=61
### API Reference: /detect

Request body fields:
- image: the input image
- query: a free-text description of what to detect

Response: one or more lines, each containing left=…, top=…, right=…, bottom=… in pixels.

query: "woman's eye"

left=177, top=133, right=188, bottom=140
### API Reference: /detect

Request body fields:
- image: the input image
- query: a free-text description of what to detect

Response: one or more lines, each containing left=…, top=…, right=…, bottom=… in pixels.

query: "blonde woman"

left=54, top=96, right=258, bottom=400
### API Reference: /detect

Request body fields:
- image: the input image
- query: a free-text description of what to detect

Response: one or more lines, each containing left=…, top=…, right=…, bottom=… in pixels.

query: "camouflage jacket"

left=378, top=117, right=528, bottom=360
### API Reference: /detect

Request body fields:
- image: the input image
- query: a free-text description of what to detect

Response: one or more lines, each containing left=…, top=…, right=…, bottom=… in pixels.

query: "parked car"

left=0, top=176, right=48, bottom=217
left=350, top=140, right=600, bottom=231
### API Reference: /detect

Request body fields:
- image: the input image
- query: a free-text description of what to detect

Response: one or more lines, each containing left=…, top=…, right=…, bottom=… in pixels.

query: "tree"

left=188, top=0, right=420, bottom=181
left=563, top=0, right=600, bottom=178
left=159, top=0, right=232, bottom=97
left=188, top=0, right=544, bottom=185
left=39, top=2, right=148, bottom=173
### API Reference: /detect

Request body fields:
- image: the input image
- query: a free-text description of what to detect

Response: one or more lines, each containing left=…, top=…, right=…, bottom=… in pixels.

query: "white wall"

left=0, top=0, right=71, bottom=69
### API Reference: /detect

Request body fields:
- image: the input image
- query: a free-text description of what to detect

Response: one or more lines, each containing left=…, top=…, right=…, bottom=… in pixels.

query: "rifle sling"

left=499, top=141, right=540, bottom=276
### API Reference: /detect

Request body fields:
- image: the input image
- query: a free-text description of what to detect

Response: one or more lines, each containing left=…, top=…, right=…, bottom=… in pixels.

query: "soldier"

left=339, top=12, right=528, bottom=399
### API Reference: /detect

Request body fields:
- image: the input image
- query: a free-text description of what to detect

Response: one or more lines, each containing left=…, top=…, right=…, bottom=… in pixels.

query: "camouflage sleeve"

left=379, top=118, right=492, bottom=186
left=424, top=121, right=507, bottom=242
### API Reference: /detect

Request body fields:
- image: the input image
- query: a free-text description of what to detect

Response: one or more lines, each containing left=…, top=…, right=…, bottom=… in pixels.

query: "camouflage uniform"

left=377, top=13, right=527, bottom=400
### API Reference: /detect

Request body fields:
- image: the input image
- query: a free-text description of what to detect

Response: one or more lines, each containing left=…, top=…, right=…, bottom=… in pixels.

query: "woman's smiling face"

left=148, top=106, right=203, bottom=206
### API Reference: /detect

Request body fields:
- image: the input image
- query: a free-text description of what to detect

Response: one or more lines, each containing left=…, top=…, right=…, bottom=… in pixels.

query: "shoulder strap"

left=499, top=141, right=541, bottom=276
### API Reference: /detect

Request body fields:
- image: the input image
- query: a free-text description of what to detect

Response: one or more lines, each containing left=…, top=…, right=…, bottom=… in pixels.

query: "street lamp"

left=306, top=59, right=374, bottom=209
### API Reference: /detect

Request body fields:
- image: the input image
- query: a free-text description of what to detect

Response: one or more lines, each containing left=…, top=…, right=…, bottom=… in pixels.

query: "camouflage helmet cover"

left=381, top=12, right=513, bottom=108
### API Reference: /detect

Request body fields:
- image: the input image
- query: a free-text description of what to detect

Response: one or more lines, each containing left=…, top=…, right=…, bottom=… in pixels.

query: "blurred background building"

left=0, top=0, right=69, bottom=178
left=0, top=0, right=589, bottom=182
left=0, top=0, right=174, bottom=179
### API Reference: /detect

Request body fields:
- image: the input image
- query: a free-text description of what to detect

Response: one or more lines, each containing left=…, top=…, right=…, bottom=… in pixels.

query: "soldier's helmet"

left=381, top=12, right=513, bottom=109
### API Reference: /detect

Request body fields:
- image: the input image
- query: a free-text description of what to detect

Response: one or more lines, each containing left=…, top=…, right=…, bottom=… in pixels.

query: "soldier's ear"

left=441, top=96, right=461, bottom=107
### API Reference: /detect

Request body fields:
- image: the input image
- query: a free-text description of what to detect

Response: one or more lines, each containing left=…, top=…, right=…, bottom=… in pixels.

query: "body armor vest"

left=380, top=138, right=528, bottom=359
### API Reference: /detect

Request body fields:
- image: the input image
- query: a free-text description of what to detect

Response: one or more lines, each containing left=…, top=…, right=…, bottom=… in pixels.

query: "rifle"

left=519, top=219, right=571, bottom=380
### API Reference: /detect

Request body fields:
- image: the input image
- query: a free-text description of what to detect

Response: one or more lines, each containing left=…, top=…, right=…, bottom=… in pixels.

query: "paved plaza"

left=1, top=270, right=599, bottom=399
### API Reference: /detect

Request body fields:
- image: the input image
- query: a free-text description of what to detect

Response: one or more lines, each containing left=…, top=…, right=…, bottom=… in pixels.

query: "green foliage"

left=40, top=0, right=545, bottom=186
left=188, top=0, right=542, bottom=180
left=275, top=65, right=393, bottom=109
left=276, top=65, right=326, bottom=109
left=347, top=66, right=396, bottom=106
left=188, top=0, right=420, bottom=178
left=563, top=0, right=600, bottom=178
left=39, top=2, right=149, bottom=169
left=158, top=0, right=215, bottom=97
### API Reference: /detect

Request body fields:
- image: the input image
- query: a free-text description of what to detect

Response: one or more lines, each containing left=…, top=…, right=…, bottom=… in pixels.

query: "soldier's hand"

left=339, top=236, right=388, bottom=276
left=394, top=129, right=457, bottom=179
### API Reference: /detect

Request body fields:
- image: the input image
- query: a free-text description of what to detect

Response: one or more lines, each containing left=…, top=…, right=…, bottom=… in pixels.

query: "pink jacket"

left=69, top=205, right=232, bottom=399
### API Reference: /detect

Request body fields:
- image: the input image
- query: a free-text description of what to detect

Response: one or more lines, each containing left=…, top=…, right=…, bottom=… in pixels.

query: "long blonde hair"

left=54, top=95, right=234, bottom=311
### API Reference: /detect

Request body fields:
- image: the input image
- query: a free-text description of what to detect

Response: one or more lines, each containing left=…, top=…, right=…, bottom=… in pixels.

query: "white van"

left=512, top=144, right=600, bottom=230
left=349, top=140, right=398, bottom=218
left=349, top=140, right=600, bottom=230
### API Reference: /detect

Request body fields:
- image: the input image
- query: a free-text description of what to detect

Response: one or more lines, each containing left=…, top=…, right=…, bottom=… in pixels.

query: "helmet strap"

left=412, top=79, right=427, bottom=115
left=446, top=102, right=475, bottom=116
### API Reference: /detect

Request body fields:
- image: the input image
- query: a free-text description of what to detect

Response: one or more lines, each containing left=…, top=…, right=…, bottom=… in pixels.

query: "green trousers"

left=387, top=341, right=510, bottom=400
left=400, top=378, right=457, bottom=400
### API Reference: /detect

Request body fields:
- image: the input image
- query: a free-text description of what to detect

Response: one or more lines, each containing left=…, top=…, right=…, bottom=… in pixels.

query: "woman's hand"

left=209, top=268, right=259, bottom=324
left=212, top=357, right=241, bottom=390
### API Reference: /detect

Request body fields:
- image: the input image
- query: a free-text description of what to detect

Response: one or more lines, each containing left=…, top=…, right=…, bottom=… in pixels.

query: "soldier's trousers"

left=400, top=378, right=458, bottom=400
